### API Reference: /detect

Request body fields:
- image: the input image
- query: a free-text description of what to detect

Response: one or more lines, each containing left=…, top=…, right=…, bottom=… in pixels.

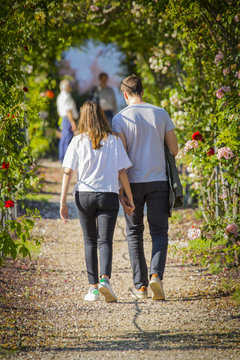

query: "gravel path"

left=1, top=160, right=239, bottom=360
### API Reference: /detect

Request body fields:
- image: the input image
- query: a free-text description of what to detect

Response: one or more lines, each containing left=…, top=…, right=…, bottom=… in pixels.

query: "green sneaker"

left=99, top=278, right=117, bottom=303
left=84, top=287, right=100, bottom=301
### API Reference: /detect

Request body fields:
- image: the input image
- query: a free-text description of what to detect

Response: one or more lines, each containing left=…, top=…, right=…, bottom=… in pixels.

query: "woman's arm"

left=119, top=169, right=135, bottom=216
left=165, top=129, right=178, bottom=156
left=118, top=132, right=128, bottom=151
left=60, top=168, right=74, bottom=224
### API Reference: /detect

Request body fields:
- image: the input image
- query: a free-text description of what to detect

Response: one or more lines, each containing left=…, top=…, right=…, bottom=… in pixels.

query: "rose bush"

left=1, top=0, right=239, bottom=269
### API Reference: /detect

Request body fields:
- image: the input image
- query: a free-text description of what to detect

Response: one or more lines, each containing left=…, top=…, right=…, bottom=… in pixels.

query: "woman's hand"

left=119, top=193, right=135, bottom=216
left=60, top=204, right=69, bottom=224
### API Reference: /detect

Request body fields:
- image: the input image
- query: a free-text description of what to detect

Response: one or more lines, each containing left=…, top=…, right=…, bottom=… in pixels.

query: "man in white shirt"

left=112, top=74, right=178, bottom=301
left=91, top=73, right=117, bottom=127
left=57, top=79, right=78, bottom=162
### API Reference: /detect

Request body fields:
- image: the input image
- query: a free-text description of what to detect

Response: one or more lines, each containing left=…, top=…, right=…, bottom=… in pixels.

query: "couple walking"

left=60, top=74, right=178, bottom=303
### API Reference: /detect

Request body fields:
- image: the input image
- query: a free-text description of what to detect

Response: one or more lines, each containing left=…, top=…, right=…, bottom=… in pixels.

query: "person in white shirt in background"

left=60, top=101, right=134, bottom=302
left=57, top=79, right=78, bottom=163
left=91, top=72, right=117, bottom=127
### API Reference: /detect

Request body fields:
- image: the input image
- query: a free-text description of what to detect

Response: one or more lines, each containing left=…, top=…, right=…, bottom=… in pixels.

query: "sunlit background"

left=59, top=40, right=127, bottom=111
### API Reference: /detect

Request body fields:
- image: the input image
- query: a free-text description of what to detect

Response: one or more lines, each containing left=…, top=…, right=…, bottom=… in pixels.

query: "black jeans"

left=125, top=181, right=169, bottom=289
left=75, top=191, right=119, bottom=284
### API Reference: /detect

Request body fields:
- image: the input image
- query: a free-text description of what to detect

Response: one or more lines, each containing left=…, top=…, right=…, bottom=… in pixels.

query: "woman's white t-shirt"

left=62, top=133, right=132, bottom=194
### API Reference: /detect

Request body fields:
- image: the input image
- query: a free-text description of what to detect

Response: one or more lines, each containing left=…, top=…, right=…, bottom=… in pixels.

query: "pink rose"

left=216, top=89, right=224, bottom=98
left=188, top=227, right=201, bottom=240
left=216, top=86, right=230, bottom=98
left=184, top=140, right=198, bottom=153
left=219, top=192, right=227, bottom=200
left=226, top=223, right=239, bottom=237
left=223, top=68, right=230, bottom=76
left=90, top=5, right=99, bottom=11
left=217, top=147, right=234, bottom=160
left=214, top=52, right=223, bottom=65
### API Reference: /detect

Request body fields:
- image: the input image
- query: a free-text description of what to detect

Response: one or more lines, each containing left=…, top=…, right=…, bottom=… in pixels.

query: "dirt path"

left=1, top=160, right=240, bottom=360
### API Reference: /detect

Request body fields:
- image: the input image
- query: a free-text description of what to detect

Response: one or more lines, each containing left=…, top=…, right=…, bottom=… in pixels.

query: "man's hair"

left=99, top=72, right=108, bottom=80
left=120, top=74, right=143, bottom=96
left=60, top=79, right=71, bottom=91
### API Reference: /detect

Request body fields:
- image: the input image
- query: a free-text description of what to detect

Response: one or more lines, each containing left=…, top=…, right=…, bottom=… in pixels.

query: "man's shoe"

left=84, top=287, right=100, bottom=301
left=149, top=274, right=165, bottom=300
left=132, top=286, right=148, bottom=299
left=99, top=278, right=117, bottom=303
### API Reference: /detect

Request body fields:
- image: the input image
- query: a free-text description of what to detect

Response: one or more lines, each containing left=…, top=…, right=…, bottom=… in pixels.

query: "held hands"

left=60, top=204, right=69, bottom=224
left=71, top=123, right=77, bottom=132
left=119, top=193, right=135, bottom=216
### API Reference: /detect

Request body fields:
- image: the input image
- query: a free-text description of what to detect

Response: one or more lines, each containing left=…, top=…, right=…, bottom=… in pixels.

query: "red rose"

left=5, top=200, right=15, bottom=208
left=12, top=115, right=15, bottom=118
left=192, top=131, right=203, bottom=141
left=7, top=114, right=10, bottom=117
left=2, top=162, right=9, bottom=169
left=23, top=87, right=28, bottom=92
left=45, top=90, right=54, bottom=99
left=207, top=148, right=215, bottom=156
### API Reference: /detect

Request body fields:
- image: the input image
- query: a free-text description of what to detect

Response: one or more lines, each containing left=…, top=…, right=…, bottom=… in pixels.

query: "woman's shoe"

left=99, top=278, right=117, bottom=303
left=84, top=287, right=100, bottom=301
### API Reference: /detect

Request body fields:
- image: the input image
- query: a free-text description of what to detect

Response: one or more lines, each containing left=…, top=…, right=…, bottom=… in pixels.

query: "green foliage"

left=0, top=210, right=41, bottom=265
left=1, top=0, right=239, bottom=268
left=232, top=286, right=240, bottom=304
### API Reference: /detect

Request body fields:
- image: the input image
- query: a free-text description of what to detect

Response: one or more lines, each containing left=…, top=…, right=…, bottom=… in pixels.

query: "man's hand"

left=71, top=122, right=77, bottom=132
left=119, top=192, right=135, bottom=216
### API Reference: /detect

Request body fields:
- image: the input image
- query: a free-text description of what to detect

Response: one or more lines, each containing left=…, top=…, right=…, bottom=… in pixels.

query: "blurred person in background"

left=91, top=72, right=117, bottom=127
left=57, top=79, right=78, bottom=163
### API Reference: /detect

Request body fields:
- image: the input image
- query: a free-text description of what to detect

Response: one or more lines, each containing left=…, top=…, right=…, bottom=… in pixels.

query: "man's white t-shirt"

left=112, top=103, right=175, bottom=183
left=57, top=90, right=78, bottom=119
left=62, top=134, right=132, bottom=194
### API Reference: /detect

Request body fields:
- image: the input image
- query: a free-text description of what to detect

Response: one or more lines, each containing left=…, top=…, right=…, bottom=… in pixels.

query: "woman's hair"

left=78, top=101, right=115, bottom=149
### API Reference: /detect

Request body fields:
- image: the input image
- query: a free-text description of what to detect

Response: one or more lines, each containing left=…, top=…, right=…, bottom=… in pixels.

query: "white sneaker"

left=84, top=287, right=100, bottom=301
left=99, top=278, right=117, bottom=303
left=149, top=274, right=165, bottom=300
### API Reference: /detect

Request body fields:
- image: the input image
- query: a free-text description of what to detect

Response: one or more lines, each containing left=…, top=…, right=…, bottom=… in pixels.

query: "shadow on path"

left=15, top=330, right=240, bottom=354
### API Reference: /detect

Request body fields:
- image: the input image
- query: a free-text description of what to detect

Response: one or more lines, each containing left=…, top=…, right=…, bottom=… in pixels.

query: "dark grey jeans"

left=125, top=181, right=169, bottom=289
left=75, top=191, right=119, bottom=284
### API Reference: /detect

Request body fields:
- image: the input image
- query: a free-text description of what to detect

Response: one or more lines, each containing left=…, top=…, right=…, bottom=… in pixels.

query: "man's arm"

left=165, top=129, right=178, bottom=156
left=66, top=110, right=76, bottom=132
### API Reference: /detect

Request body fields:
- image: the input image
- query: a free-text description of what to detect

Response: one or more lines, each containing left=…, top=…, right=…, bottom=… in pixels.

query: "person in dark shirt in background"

left=91, top=73, right=117, bottom=127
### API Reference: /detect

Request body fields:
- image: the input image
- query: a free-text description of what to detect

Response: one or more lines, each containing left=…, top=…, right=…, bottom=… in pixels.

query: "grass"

left=25, top=193, right=52, bottom=202
left=188, top=237, right=226, bottom=250
left=216, top=279, right=240, bottom=304
left=169, top=211, right=183, bottom=224
left=232, top=287, right=240, bottom=304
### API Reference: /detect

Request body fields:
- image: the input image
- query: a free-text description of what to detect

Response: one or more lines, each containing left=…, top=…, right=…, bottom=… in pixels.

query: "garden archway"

left=1, top=0, right=239, bottom=267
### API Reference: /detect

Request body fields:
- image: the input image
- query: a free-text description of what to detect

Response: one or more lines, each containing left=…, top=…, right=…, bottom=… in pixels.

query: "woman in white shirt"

left=60, top=101, right=134, bottom=302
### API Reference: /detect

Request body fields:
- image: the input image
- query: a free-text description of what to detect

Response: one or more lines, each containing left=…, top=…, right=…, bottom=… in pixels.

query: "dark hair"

left=120, top=74, right=143, bottom=96
left=78, top=101, right=115, bottom=149
left=99, top=72, right=108, bottom=80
